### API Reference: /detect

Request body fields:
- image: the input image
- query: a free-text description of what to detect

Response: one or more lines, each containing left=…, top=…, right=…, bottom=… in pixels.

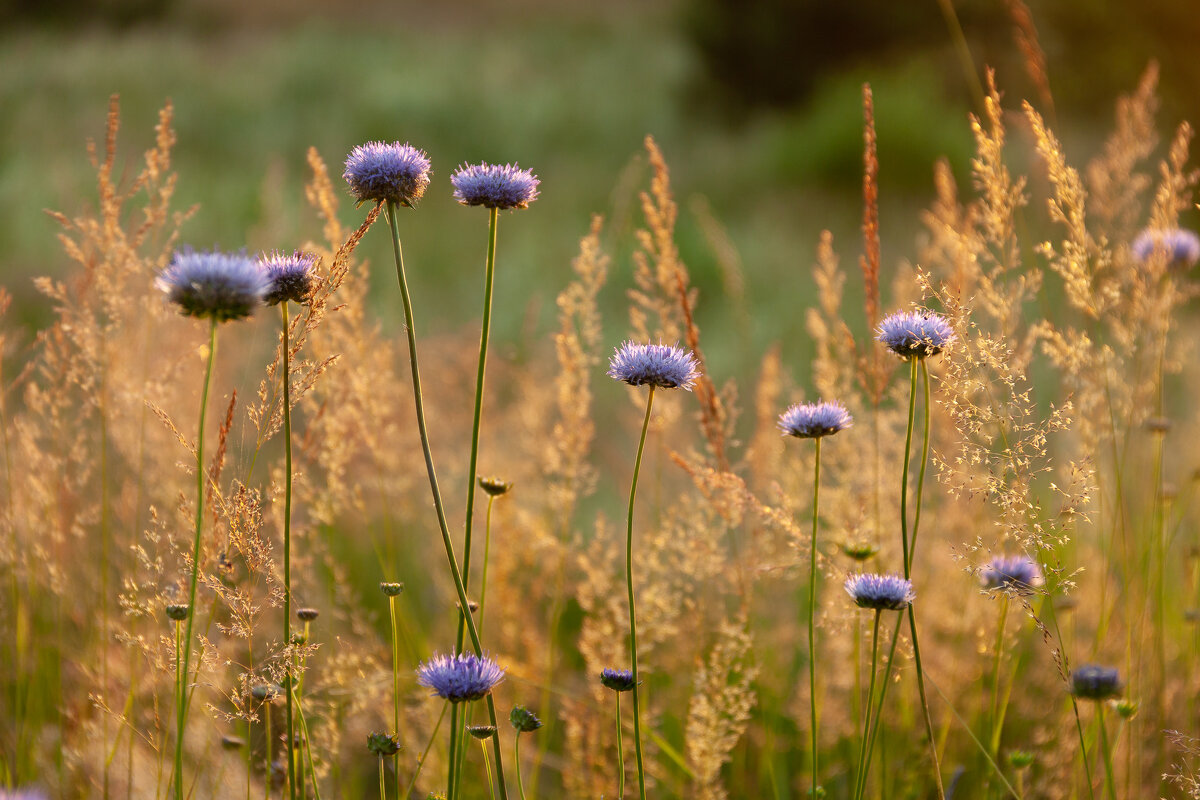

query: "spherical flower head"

left=981, top=555, right=1044, bottom=594
left=1131, top=227, right=1200, bottom=268
left=599, top=668, right=637, bottom=693
left=156, top=248, right=269, bottom=322
left=844, top=573, right=915, bottom=611
left=509, top=704, right=543, bottom=733
left=778, top=400, right=852, bottom=439
left=259, top=251, right=317, bottom=306
left=165, top=603, right=190, bottom=622
left=451, top=162, right=540, bottom=210
left=467, top=724, right=497, bottom=740
left=296, top=607, right=319, bottom=622
left=343, top=141, right=431, bottom=207
left=607, top=341, right=700, bottom=390
left=478, top=475, right=514, bottom=497
left=366, top=731, right=401, bottom=757
left=876, top=311, right=955, bottom=359
left=1070, top=664, right=1122, bottom=701
left=380, top=582, right=405, bottom=597
left=416, top=652, right=505, bottom=703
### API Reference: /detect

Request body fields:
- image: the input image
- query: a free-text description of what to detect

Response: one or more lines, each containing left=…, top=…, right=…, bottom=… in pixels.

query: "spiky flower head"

left=451, top=162, right=540, bottom=210
left=778, top=400, right=852, bottom=439
left=467, top=725, right=497, bottom=740
left=876, top=310, right=955, bottom=359
left=509, top=705, right=543, bottom=733
left=478, top=476, right=514, bottom=497
left=366, top=731, right=401, bottom=757
left=165, top=603, right=190, bottom=622
left=416, top=652, right=505, bottom=703
left=259, top=251, right=317, bottom=306
left=380, top=582, right=405, bottom=597
left=296, top=607, right=319, bottom=622
left=156, top=248, right=269, bottom=322
left=1131, top=227, right=1200, bottom=268
left=981, top=555, right=1044, bottom=594
left=844, top=573, right=915, bottom=611
left=1070, top=664, right=1122, bottom=701
left=842, top=542, right=879, bottom=562
left=599, top=668, right=637, bottom=692
left=343, top=141, right=431, bottom=207
left=607, top=341, right=700, bottom=390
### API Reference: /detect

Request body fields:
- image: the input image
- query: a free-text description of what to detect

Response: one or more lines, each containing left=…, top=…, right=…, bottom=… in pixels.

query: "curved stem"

left=383, top=201, right=509, bottom=800
left=860, top=611, right=904, bottom=799
left=175, top=317, right=218, bottom=800
left=989, top=596, right=1010, bottom=758
left=808, top=436, right=822, bottom=796
left=899, top=357, right=917, bottom=574
left=626, top=385, right=656, bottom=800
left=908, top=359, right=932, bottom=572
left=1098, top=705, right=1117, bottom=800
left=404, top=701, right=448, bottom=800
left=281, top=302, right=297, bottom=800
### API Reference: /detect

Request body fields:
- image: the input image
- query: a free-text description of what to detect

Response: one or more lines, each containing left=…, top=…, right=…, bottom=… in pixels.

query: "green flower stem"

left=264, top=699, right=273, bottom=800
left=907, top=359, right=932, bottom=573
left=1097, top=705, right=1117, bottom=800
left=615, top=693, right=625, bottom=800
left=404, top=701, right=449, bottom=800
left=857, top=610, right=904, bottom=800
left=383, top=200, right=509, bottom=800
left=388, top=596, right=402, bottom=800
left=292, top=654, right=322, bottom=800
left=625, top=385, right=656, bottom=800
left=481, top=738, right=497, bottom=800
left=281, top=302, right=297, bottom=800
left=807, top=436, right=822, bottom=797
left=852, top=609, right=883, bottom=800
left=378, top=756, right=386, bottom=800
left=514, top=733, right=528, bottom=800
left=988, top=596, right=1010, bottom=759
left=447, top=705, right=460, bottom=800
left=175, top=316, right=218, bottom=800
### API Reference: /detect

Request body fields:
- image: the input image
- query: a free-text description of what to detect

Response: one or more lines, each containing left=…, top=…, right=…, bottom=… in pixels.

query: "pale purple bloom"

left=877, top=310, right=955, bottom=359
left=981, top=555, right=1044, bottom=594
left=607, top=342, right=700, bottom=390
left=156, top=248, right=268, bottom=322
left=343, top=141, right=431, bottom=207
left=259, top=251, right=317, bottom=306
left=1070, top=664, right=1122, bottom=701
left=451, top=162, right=540, bottom=210
left=416, top=652, right=505, bottom=703
left=845, top=573, right=915, bottom=611
left=778, top=400, right=852, bottom=439
left=1131, top=227, right=1200, bottom=268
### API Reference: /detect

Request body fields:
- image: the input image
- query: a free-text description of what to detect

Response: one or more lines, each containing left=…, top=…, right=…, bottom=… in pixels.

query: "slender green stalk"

left=625, top=386, right=656, bottom=800
left=264, top=699, right=273, bottom=800
left=383, top=200, right=509, bottom=800
left=852, top=610, right=883, bottom=800
left=481, top=738, right=497, bottom=800
left=448, top=705, right=460, bottom=800
left=388, top=596, right=402, bottom=800
left=907, top=360, right=933, bottom=573
left=1069, top=694, right=1096, bottom=800
left=514, top=733, right=528, bottom=800
left=280, top=302, right=297, bottom=800
left=988, top=597, right=1011, bottom=758
left=404, top=702, right=449, bottom=800
left=175, top=317, right=219, bottom=800
left=807, top=436, right=822, bottom=797
left=290, top=688, right=322, bottom=800
left=378, top=756, right=387, bottom=800
left=615, top=693, right=625, bottom=800
left=1097, top=706, right=1117, bottom=800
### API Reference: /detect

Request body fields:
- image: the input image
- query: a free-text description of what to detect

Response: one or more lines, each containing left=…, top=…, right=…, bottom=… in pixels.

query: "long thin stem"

left=175, top=317, right=218, bottom=800
left=908, top=359, right=932, bottom=572
left=281, top=302, right=297, bottom=800
left=852, top=610, right=883, bottom=800
left=615, top=693, right=626, bottom=800
left=859, top=611, right=904, bottom=800
left=378, top=756, right=386, bottom=800
left=807, top=436, right=822, bottom=797
left=388, top=596, right=402, bottom=800
left=989, top=596, right=1011, bottom=758
left=625, top=386, right=656, bottom=800
left=1097, top=706, right=1117, bottom=800
left=448, top=704, right=460, bottom=800
left=514, top=733, right=528, bottom=800
left=383, top=200, right=509, bottom=800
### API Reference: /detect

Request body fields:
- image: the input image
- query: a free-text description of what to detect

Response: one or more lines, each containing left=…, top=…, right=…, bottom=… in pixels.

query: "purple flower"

left=877, top=311, right=955, bottom=359
left=416, top=652, right=505, bottom=703
left=778, top=400, right=852, bottom=439
left=607, top=342, right=700, bottom=390
left=981, top=555, right=1044, bottom=594
left=156, top=248, right=269, bottom=322
left=259, top=251, right=317, bottom=306
left=343, top=141, right=431, bottom=207
left=1131, top=228, right=1200, bottom=268
left=451, top=162, right=540, bottom=210
left=1070, top=664, right=1122, bottom=701
left=844, top=573, right=915, bottom=611
left=599, top=668, right=637, bottom=692
left=0, top=790, right=49, bottom=800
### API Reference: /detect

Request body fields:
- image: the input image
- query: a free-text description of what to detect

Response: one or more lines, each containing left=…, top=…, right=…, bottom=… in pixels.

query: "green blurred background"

left=2, top=0, right=1197, bottom=372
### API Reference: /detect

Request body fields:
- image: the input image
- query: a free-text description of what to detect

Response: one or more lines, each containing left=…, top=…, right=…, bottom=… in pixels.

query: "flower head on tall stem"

left=607, top=341, right=700, bottom=390
left=1132, top=227, right=1200, bottom=268
left=876, top=310, right=955, bottom=359
left=1070, top=664, right=1123, bottom=701
left=416, top=653, right=505, bottom=703
left=981, top=555, right=1044, bottom=595
left=845, top=573, right=916, bottom=611
left=156, top=248, right=268, bottom=322
left=778, top=400, right=853, bottom=438
left=451, top=162, right=540, bottom=210
left=599, top=668, right=638, bottom=692
left=343, top=141, right=431, bottom=207
left=259, top=250, right=317, bottom=306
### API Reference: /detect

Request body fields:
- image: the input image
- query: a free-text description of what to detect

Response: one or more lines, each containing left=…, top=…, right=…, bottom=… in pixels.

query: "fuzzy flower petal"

left=876, top=310, right=955, bottom=359
left=343, top=141, right=431, bottom=207
left=1070, top=664, right=1122, bottom=701
left=416, top=652, right=505, bottom=703
left=778, top=400, right=852, bottom=439
left=607, top=341, right=700, bottom=390
left=156, top=248, right=269, bottom=322
left=1131, top=227, right=1200, bottom=268
left=981, top=555, right=1044, bottom=594
left=451, top=162, right=540, bottom=210
left=259, top=251, right=317, bottom=306
left=844, top=573, right=915, bottom=611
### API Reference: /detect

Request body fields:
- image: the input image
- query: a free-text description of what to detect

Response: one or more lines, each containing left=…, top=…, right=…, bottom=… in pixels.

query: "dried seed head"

left=366, top=731, right=402, bottom=757
left=467, top=725, right=497, bottom=740
left=478, top=476, right=514, bottom=497
left=165, top=603, right=190, bottom=622
left=296, top=607, right=320, bottom=622
left=380, top=582, right=405, bottom=597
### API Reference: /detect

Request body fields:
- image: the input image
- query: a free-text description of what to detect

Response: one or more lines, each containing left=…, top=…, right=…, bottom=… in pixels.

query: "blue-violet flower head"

left=599, top=668, right=637, bottom=692
left=416, top=652, right=505, bottom=703
left=877, top=310, right=955, bottom=359
left=259, top=250, right=317, bottom=306
left=343, top=141, right=431, bottom=207
left=845, top=573, right=915, bottom=611
left=607, top=342, right=700, bottom=390
left=156, top=248, right=268, bottom=322
left=451, top=162, right=540, bottom=210
left=1131, top=227, right=1200, bottom=268
left=1070, top=664, right=1122, bottom=701
left=981, top=555, right=1044, bottom=594
left=778, top=400, right=852, bottom=439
